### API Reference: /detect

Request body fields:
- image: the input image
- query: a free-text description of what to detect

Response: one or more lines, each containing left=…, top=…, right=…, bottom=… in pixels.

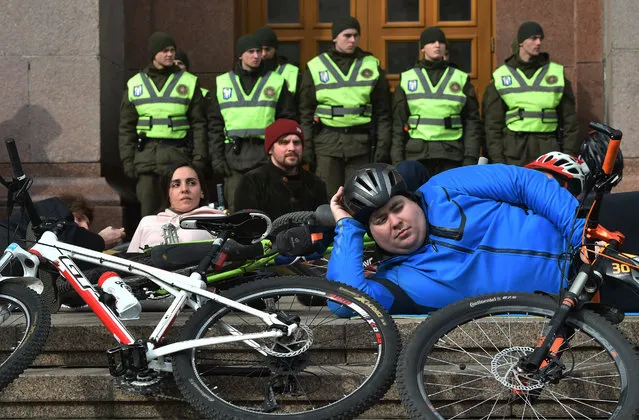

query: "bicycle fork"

left=519, top=266, right=596, bottom=373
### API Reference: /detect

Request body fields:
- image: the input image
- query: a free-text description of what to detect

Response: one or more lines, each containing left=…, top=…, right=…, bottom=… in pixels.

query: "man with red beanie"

left=234, top=119, right=328, bottom=219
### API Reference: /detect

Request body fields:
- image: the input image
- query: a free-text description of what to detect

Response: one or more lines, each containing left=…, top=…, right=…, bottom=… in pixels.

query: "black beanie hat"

left=148, top=31, right=176, bottom=59
left=254, top=26, right=278, bottom=48
left=236, top=34, right=261, bottom=57
left=174, top=50, right=189, bottom=70
left=517, top=21, right=544, bottom=43
left=420, top=27, right=447, bottom=47
left=332, top=16, right=361, bottom=39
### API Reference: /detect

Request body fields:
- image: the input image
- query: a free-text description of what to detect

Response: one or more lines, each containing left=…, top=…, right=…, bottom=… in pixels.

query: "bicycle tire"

left=173, top=276, right=400, bottom=419
left=0, top=282, right=51, bottom=391
left=397, top=292, right=639, bottom=419
left=270, top=211, right=314, bottom=236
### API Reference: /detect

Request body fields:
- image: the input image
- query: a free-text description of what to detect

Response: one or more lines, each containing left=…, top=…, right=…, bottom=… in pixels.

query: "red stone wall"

left=495, top=0, right=604, bottom=140
left=124, top=0, right=240, bottom=92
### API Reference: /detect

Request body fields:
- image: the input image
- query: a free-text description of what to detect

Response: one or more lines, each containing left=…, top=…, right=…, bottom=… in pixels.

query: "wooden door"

left=243, top=0, right=493, bottom=96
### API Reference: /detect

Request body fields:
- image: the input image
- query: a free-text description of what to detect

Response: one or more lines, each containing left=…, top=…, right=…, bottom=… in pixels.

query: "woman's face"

left=168, top=166, right=202, bottom=213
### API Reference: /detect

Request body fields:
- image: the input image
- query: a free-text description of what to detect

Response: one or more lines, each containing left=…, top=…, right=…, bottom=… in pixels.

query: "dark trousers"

left=315, top=154, right=370, bottom=198
left=418, top=158, right=461, bottom=176
left=136, top=173, right=164, bottom=217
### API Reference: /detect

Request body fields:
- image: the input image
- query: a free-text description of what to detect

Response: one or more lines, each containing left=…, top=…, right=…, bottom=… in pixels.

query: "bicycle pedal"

left=106, top=341, right=148, bottom=377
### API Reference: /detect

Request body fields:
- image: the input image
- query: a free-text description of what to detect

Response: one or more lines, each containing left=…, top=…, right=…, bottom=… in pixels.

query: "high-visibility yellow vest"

left=128, top=71, right=197, bottom=139
left=216, top=71, right=285, bottom=142
left=307, top=53, right=378, bottom=127
left=276, top=63, right=299, bottom=94
left=493, top=62, right=564, bottom=132
left=400, top=66, right=468, bottom=141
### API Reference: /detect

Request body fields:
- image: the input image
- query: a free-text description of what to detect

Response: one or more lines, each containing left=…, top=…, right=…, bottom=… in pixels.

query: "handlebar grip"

left=602, top=139, right=621, bottom=175
left=5, top=139, right=25, bottom=179
left=314, top=204, right=336, bottom=227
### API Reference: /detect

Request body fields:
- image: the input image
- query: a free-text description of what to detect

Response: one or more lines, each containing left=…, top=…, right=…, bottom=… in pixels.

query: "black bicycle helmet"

left=343, top=163, right=409, bottom=224
left=580, top=130, right=624, bottom=186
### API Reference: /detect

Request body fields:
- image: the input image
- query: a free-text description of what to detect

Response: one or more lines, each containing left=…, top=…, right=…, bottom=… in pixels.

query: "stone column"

left=604, top=0, right=639, bottom=191
left=0, top=0, right=126, bottom=232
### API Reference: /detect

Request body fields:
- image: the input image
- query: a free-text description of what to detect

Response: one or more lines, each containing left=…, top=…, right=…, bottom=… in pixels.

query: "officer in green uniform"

left=119, top=32, right=208, bottom=217
left=391, top=27, right=482, bottom=174
left=299, top=16, right=391, bottom=198
left=254, top=26, right=302, bottom=108
left=483, top=21, right=578, bottom=166
left=208, top=34, right=296, bottom=211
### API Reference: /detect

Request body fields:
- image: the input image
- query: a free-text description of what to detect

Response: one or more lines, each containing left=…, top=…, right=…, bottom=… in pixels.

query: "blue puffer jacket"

left=327, top=164, right=585, bottom=314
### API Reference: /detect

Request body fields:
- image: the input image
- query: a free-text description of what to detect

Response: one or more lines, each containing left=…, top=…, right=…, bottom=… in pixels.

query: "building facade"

left=0, top=0, right=636, bottom=231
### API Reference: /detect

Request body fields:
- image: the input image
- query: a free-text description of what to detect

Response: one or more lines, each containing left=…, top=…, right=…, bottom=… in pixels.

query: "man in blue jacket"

left=327, top=163, right=584, bottom=314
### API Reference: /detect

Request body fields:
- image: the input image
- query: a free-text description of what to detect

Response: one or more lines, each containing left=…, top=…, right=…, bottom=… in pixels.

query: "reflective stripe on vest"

left=307, top=53, right=378, bottom=127
left=215, top=71, right=285, bottom=141
left=493, top=62, right=564, bottom=132
left=400, top=66, right=468, bottom=141
left=127, top=71, right=197, bottom=139
left=276, top=63, right=299, bottom=94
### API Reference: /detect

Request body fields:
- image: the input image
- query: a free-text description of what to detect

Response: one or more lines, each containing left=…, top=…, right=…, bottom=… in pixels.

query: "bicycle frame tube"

left=25, top=231, right=293, bottom=352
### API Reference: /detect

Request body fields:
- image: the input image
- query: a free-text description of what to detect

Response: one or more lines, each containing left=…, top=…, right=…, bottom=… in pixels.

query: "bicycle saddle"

left=180, top=210, right=271, bottom=245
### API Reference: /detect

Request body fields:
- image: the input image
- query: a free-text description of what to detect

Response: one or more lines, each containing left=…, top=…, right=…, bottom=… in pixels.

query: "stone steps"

left=1, top=308, right=638, bottom=419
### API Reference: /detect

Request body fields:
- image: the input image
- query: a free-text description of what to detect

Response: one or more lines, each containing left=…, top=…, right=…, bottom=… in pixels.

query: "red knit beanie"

left=264, top=119, right=304, bottom=153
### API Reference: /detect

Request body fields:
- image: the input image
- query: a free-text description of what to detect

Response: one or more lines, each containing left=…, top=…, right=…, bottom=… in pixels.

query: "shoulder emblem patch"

left=319, top=71, right=330, bottom=83
left=361, top=68, right=373, bottom=78
left=133, top=85, right=143, bottom=97
left=407, top=80, right=418, bottom=92
left=264, top=86, right=276, bottom=98
left=450, top=82, right=461, bottom=93
left=176, top=84, right=188, bottom=95
left=222, top=87, right=233, bottom=100
left=545, top=75, right=558, bottom=84
left=501, top=75, right=512, bottom=86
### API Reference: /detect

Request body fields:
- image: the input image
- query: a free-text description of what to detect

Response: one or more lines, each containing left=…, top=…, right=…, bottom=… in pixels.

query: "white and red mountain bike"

left=0, top=139, right=399, bottom=419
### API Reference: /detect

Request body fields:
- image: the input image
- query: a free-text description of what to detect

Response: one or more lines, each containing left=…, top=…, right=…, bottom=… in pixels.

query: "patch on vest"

left=222, top=87, right=233, bottom=100
left=501, top=75, right=513, bottom=86
left=361, top=68, right=373, bottom=78
left=407, top=80, right=418, bottom=92
left=449, top=82, right=461, bottom=93
left=133, top=85, right=143, bottom=97
left=176, top=84, right=188, bottom=95
left=264, top=86, right=276, bottom=98
left=545, top=75, right=558, bottom=84
left=319, top=71, right=330, bottom=83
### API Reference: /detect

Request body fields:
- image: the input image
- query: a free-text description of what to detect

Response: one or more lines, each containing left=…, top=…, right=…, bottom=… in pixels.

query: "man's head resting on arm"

left=333, top=163, right=428, bottom=255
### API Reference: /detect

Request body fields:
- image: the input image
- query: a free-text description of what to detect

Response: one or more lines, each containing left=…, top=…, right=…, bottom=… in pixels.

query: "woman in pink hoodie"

left=127, top=164, right=224, bottom=252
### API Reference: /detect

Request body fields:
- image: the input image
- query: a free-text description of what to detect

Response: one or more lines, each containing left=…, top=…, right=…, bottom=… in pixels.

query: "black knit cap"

left=174, top=50, right=189, bottom=70
left=236, top=34, right=261, bottom=57
left=148, top=31, right=176, bottom=59
left=420, top=26, right=447, bottom=47
left=517, top=21, right=544, bottom=43
left=332, top=16, right=361, bottom=39
left=254, top=26, right=278, bottom=48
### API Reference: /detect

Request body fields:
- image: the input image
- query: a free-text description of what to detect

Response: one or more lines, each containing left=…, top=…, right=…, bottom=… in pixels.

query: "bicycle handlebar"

left=5, top=138, right=26, bottom=180
left=4, top=139, right=42, bottom=229
left=588, top=121, right=622, bottom=140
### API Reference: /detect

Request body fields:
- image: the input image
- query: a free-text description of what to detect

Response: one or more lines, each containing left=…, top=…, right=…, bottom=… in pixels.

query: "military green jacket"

left=299, top=47, right=392, bottom=163
left=207, top=61, right=297, bottom=175
left=118, top=64, right=208, bottom=178
left=390, top=59, right=483, bottom=165
left=482, top=52, right=578, bottom=166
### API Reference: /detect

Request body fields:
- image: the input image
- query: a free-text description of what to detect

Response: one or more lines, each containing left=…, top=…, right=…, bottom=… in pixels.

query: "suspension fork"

left=518, top=266, right=594, bottom=372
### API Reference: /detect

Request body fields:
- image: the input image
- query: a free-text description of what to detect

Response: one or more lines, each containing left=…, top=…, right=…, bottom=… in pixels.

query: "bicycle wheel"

left=173, top=276, right=400, bottom=419
left=0, top=282, right=51, bottom=391
left=397, top=292, right=639, bottom=419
